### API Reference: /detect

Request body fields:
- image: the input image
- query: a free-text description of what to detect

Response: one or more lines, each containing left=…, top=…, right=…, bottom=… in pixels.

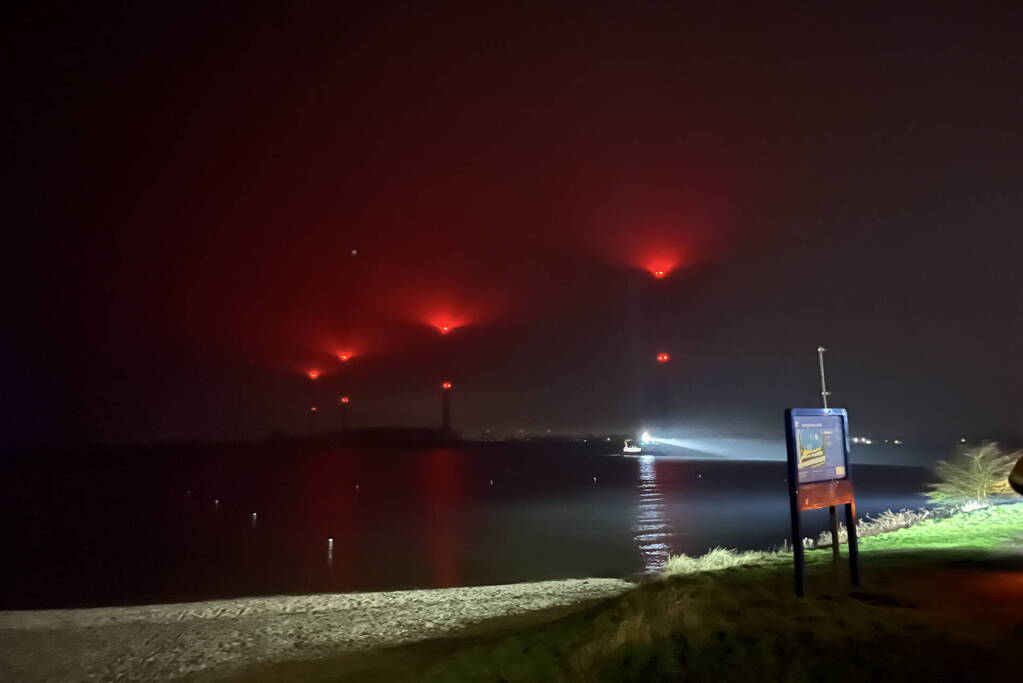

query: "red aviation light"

left=441, top=381, right=453, bottom=390
left=310, top=405, right=319, bottom=412
left=340, top=396, right=350, bottom=404
left=656, top=352, right=671, bottom=363
left=307, top=369, right=321, bottom=380
left=428, top=315, right=464, bottom=335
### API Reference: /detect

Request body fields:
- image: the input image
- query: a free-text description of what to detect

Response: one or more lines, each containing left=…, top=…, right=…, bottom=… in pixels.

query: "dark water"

left=0, top=442, right=930, bottom=610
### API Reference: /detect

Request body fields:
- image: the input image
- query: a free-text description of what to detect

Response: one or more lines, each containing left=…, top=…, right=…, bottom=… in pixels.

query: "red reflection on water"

left=421, top=449, right=465, bottom=588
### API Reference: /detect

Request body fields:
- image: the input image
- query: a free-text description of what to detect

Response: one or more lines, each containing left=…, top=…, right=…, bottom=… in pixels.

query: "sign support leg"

left=845, top=502, right=860, bottom=587
left=829, top=505, right=841, bottom=564
left=789, top=490, right=805, bottom=597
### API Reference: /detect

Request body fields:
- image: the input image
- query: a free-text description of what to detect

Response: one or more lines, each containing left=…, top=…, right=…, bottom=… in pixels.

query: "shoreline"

left=0, top=578, right=632, bottom=682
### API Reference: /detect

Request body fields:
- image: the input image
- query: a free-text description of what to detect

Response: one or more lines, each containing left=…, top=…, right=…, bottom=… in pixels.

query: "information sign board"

left=784, top=408, right=860, bottom=596
left=791, top=411, right=849, bottom=484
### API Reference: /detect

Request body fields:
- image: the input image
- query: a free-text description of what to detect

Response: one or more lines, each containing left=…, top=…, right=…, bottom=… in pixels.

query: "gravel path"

left=0, top=578, right=632, bottom=682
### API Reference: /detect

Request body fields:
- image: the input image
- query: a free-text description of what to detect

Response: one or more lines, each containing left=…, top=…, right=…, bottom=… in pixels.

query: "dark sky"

left=8, top=2, right=1023, bottom=445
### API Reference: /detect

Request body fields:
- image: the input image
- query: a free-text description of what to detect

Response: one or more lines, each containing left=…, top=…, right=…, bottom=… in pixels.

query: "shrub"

left=925, top=441, right=1018, bottom=507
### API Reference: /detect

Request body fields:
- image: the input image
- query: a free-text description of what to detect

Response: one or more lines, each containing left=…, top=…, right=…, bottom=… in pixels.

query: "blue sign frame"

left=785, top=408, right=851, bottom=485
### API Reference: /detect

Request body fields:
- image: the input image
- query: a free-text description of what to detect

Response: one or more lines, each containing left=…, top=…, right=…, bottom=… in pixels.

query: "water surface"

left=0, top=442, right=930, bottom=609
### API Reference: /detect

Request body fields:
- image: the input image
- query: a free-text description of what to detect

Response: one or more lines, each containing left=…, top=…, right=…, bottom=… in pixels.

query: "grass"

left=812, top=507, right=933, bottom=547
left=241, top=503, right=1023, bottom=682
left=858, top=502, right=1023, bottom=551
left=661, top=547, right=787, bottom=575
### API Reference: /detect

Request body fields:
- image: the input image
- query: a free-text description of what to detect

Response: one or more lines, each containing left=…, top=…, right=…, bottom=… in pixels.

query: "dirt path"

left=0, top=578, right=632, bottom=682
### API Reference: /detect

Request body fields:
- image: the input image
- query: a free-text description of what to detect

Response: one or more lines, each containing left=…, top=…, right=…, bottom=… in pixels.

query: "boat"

left=622, top=439, right=642, bottom=454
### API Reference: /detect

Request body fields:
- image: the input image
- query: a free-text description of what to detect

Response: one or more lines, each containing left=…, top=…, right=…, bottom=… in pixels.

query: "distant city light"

left=307, top=369, right=321, bottom=380
left=439, top=325, right=452, bottom=334
left=960, top=437, right=967, bottom=443
left=893, top=439, right=902, bottom=445
left=652, top=269, right=666, bottom=279
left=441, top=381, right=453, bottom=390
left=336, top=351, right=353, bottom=362
left=656, top=352, right=671, bottom=363
left=310, top=406, right=318, bottom=412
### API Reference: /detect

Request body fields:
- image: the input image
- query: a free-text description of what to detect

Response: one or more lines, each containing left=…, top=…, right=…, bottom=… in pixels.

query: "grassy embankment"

left=242, top=504, right=1023, bottom=682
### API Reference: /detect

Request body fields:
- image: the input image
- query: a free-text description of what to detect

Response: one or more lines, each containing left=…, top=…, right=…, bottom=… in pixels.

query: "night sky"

left=8, top=3, right=1023, bottom=446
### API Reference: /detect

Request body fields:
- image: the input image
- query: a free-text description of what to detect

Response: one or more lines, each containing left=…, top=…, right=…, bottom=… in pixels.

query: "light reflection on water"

left=633, top=455, right=671, bottom=571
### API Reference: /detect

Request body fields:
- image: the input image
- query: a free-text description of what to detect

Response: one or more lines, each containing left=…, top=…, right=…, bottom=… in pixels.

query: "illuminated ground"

left=0, top=579, right=630, bottom=681
left=246, top=503, right=1023, bottom=682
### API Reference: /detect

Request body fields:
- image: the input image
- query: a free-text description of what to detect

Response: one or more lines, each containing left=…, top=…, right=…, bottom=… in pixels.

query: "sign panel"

left=788, top=410, right=849, bottom=484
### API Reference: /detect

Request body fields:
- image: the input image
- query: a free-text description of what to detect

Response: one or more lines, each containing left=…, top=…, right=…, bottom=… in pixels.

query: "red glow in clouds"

left=428, top=316, right=465, bottom=335
left=656, top=352, right=671, bottom=363
left=306, top=369, right=321, bottom=380
left=441, top=381, right=453, bottom=390
left=644, top=253, right=682, bottom=279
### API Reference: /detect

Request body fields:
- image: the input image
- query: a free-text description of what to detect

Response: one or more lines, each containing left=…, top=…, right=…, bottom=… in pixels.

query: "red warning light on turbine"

left=441, top=381, right=453, bottom=390
left=340, top=396, right=350, bottom=404
left=427, top=313, right=465, bottom=335
left=656, top=352, right=671, bottom=363
left=307, top=369, right=321, bottom=380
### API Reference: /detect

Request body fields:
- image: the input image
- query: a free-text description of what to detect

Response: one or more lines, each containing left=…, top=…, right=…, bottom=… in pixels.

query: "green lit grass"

left=857, top=502, right=1023, bottom=551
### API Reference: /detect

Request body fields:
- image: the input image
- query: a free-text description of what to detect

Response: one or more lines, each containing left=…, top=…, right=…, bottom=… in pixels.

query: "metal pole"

left=818, top=346, right=841, bottom=567
left=816, top=345, right=830, bottom=409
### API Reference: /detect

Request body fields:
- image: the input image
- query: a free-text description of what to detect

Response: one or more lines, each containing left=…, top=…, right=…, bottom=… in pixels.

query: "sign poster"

left=792, top=413, right=847, bottom=484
